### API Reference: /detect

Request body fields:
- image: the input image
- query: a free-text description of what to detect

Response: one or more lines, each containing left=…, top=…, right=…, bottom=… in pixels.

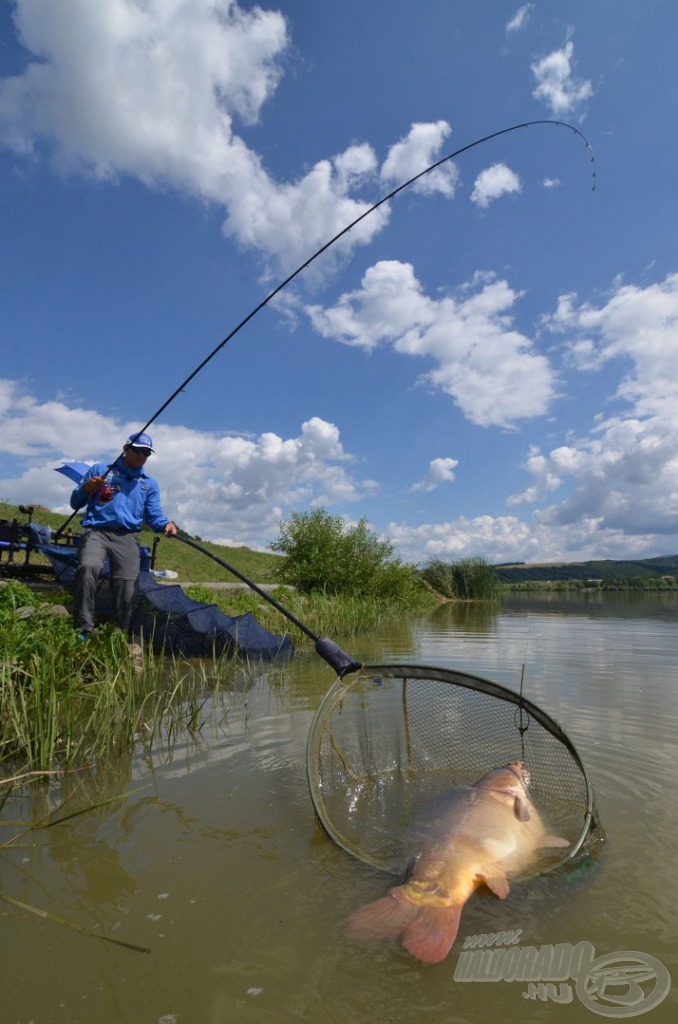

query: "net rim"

left=307, top=662, right=596, bottom=874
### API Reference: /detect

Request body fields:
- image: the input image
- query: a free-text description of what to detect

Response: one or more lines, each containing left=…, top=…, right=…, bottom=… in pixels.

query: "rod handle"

left=314, top=638, right=362, bottom=678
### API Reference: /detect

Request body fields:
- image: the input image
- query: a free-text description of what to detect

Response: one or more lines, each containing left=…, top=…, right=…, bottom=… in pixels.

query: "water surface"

left=2, top=593, right=677, bottom=1022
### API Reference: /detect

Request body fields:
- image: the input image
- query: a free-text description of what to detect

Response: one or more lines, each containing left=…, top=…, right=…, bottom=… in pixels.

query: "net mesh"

left=307, top=664, right=603, bottom=876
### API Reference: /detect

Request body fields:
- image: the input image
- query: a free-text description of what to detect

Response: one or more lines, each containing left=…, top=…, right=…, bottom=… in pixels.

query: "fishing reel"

left=97, top=483, right=116, bottom=503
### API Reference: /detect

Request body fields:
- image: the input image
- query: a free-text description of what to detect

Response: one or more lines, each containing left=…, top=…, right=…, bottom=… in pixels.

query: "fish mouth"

left=507, top=760, right=530, bottom=787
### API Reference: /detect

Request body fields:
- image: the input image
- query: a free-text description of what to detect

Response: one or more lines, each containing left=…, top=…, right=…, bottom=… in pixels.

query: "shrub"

left=270, top=508, right=421, bottom=600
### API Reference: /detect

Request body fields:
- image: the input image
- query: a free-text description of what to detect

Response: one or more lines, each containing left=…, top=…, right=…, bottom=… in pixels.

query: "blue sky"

left=1, top=0, right=677, bottom=564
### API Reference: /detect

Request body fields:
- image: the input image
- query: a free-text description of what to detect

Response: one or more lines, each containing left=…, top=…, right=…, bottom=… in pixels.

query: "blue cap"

left=125, top=432, right=154, bottom=452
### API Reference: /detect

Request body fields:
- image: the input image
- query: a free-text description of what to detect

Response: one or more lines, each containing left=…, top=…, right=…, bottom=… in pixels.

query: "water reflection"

left=428, top=599, right=502, bottom=633
left=2, top=593, right=678, bottom=1023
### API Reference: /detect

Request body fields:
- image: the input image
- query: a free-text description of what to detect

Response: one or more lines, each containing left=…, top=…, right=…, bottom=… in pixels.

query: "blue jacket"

left=70, top=460, right=170, bottom=533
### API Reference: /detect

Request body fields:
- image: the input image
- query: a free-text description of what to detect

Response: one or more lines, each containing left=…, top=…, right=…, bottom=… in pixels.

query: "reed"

left=185, top=584, right=436, bottom=644
left=0, top=581, right=241, bottom=774
left=421, top=557, right=501, bottom=601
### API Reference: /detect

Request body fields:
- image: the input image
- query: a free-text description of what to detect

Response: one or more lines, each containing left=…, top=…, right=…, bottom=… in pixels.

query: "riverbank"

left=0, top=572, right=435, bottom=775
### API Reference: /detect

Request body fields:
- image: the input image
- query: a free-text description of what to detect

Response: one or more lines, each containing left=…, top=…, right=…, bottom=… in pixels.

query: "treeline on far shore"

left=505, top=576, right=678, bottom=592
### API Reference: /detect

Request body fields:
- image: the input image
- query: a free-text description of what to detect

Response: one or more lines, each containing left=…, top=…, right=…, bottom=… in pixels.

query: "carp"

left=344, top=760, right=568, bottom=964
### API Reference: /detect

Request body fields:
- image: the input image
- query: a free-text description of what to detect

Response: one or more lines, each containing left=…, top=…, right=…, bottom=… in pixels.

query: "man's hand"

left=163, top=521, right=178, bottom=537
left=83, top=476, right=103, bottom=496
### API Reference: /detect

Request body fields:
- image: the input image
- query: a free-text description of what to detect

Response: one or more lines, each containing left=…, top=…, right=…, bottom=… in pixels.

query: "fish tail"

left=400, top=900, right=463, bottom=964
left=344, top=885, right=464, bottom=964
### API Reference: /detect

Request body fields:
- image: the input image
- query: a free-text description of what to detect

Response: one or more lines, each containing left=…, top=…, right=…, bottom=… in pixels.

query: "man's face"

left=122, top=445, right=151, bottom=469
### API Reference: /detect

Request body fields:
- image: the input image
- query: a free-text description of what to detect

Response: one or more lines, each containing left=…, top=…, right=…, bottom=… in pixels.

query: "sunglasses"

left=130, top=447, right=152, bottom=457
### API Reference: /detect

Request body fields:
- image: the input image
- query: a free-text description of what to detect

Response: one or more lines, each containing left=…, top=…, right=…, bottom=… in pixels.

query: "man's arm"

left=70, top=465, right=103, bottom=510
left=143, top=480, right=177, bottom=534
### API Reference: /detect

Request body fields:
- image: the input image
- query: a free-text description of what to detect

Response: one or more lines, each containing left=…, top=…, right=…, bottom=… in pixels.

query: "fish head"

left=474, top=761, right=534, bottom=822
left=476, top=761, right=530, bottom=795
left=507, top=760, right=531, bottom=789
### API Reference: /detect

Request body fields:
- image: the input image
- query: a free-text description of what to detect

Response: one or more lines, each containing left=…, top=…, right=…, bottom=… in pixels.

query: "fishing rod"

left=171, top=533, right=362, bottom=677
left=55, top=118, right=596, bottom=539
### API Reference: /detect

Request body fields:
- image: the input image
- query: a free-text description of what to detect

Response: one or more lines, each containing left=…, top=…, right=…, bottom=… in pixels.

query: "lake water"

left=2, top=592, right=677, bottom=1023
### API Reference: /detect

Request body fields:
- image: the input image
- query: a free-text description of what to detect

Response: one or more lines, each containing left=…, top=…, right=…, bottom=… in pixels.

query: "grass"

left=1, top=502, right=436, bottom=776
left=0, top=500, right=282, bottom=583
left=186, top=583, right=437, bottom=643
left=0, top=580, right=246, bottom=774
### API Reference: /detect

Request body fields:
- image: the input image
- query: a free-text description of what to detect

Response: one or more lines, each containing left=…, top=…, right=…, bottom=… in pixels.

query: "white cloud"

left=412, top=457, right=458, bottom=493
left=548, top=273, right=678, bottom=411
left=380, top=121, right=459, bottom=198
left=385, top=513, right=670, bottom=565
left=0, top=4, right=467, bottom=279
left=307, top=261, right=556, bottom=428
left=531, top=41, right=593, bottom=116
left=542, top=177, right=561, bottom=189
left=511, top=273, right=678, bottom=536
left=0, top=0, right=391, bottom=275
left=471, top=163, right=522, bottom=209
left=506, top=5, right=534, bottom=33
left=0, top=380, right=371, bottom=546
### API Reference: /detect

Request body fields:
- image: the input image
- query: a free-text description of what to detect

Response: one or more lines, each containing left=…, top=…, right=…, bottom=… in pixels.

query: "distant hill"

left=494, top=554, right=678, bottom=583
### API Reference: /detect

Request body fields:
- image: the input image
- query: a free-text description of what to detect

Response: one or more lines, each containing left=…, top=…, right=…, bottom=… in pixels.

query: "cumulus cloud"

left=0, top=379, right=370, bottom=546
left=307, top=261, right=556, bottom=428
left=0, top=0, right=393, bottom=275
left=385, top=513, right=664, bottom=565
left=0, top=3, right=467, bottom=278
left=506, top=5, right=534, bottom=33
left=471, top=163, right=522, bottom=209
left=542, top=177, right=561, bottom=189
left=510, top=273, right=678, bottom=537
left=381, top=271, right=678, bottom=561
left=531, top=41, right=593, bottom=116
left=412, top=457, right=458, bottom=493
left=380, top=120, right=459, bottom=198
left=549, top=273, right=678, bottom=411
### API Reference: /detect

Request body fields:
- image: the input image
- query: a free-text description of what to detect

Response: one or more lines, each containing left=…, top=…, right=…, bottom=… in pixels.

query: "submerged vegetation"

left=421, top=556, right=501, bottom=601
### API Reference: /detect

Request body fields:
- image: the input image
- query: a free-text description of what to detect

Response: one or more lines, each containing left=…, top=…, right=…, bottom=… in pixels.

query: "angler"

left=69, top=433, right=177, bottom=639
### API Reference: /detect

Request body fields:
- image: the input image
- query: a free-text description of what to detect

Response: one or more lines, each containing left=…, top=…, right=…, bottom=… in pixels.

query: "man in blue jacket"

left=70, top=432, right=177, bottom=638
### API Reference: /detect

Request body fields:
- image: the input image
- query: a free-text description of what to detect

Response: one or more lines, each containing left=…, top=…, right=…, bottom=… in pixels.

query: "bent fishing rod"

left=171, top=533, right=362, bottom=678
left=55, top=118, right=595, bottom=539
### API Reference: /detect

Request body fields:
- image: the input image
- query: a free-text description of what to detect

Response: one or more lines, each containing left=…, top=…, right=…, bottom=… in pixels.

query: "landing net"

left=307, top=664, right=603, bottom=875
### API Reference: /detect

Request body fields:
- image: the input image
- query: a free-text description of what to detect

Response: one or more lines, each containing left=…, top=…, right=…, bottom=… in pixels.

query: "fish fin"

left=344, top=891, right=417, bottom=942
left=514, top=795, right=531, bottom=822
left=539, top=835, right=571, bottom=848
left=401, top=902, right=463, bottom=964
left=344, top=887, right=464, bottom=964
left=481, top=869, right=510, bottom=899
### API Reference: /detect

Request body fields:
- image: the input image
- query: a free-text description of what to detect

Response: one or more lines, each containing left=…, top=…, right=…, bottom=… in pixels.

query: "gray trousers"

left=73, top=528, right=140, bottom=632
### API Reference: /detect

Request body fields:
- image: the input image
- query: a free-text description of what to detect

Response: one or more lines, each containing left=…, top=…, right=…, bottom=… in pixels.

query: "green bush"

left=422, top=556, right=500, bottom=601
left=269, top=508, right=421, bottom=601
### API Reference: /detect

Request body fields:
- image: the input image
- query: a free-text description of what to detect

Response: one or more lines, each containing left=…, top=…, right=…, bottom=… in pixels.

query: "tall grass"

left=186, top=583, right=436, bottom=643
left=421, top=557, right=501, bottom=601
left=0, top=581, right=242, bottom=774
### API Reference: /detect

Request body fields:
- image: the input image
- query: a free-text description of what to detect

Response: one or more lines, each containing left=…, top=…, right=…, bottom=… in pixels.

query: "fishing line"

left=55, top=119, right=596, bottom=538
left=513, top=616, right=533, bottom=760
